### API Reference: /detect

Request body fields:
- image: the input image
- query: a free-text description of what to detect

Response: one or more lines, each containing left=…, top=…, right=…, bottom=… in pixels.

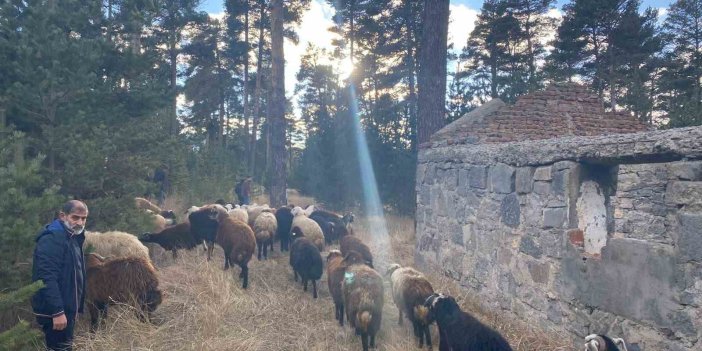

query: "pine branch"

left=0, top=281, right=44, bottom=311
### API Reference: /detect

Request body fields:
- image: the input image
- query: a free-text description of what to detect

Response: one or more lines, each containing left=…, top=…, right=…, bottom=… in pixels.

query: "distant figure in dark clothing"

left=235, top=179, right=245, bottom=205
left=32, top=200, right=89, bottom=351
left=153, top=166, right=170, bottom=206
left=241, top=177, right=252, bottom=205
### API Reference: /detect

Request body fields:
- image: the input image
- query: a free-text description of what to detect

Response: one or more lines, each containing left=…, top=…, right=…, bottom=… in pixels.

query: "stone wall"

left=415, top=127, right=702, bottom=351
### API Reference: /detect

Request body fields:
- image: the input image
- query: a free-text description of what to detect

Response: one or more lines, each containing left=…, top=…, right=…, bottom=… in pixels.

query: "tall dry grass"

left=71, top=210, right=572, bottom=351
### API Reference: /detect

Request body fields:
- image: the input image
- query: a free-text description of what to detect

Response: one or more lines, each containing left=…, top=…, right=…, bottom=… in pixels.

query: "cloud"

left=449, top=4, right=479, bottom=53
left=208, top=12, right=226, bottom=21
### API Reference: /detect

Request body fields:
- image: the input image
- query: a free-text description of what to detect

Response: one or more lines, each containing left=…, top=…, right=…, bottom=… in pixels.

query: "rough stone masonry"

left=416, top=85, right=702, bottom=351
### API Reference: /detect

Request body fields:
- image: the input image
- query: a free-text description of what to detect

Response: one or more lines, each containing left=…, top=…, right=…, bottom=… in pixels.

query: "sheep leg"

left=257, top=240, right=262, bottom=260
left=293, top=270, right=298, bottom=282
left=339, top=304, right=344, bottom=326
left=361, top=332, right=369, bottom=351
left=423, top=325, right=433, bottom=351
left=207, top=241, right=214, bottom=261
left=370, top=332, right=376, bottom=349
left=398, top=307, right=403, bottom=325
left=88, top=302, right=100, bottom=332
left=412, top=320, right=422, bottom=347
left=223, top=251, right=230, bottom=270
left=171, top=249, right=178, bottom=259
left=303, top=277, right=308, bottom=291
left=312, top=279, right=318, bottom=299
left=438, top=328, right=449, bottom=351
left=240, top=263, right=249, bottom=289
left=262, top=240, right=268, bottom=260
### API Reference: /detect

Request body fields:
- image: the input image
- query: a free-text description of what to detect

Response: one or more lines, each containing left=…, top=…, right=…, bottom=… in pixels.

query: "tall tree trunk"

left=243, top=1, right=250, bottom=148
left=269, top=0, right=287, bottom=207
left=169, top=29, right=178, bottom=136
left=249, top=1, right=265, bottom=174
left=404, top=0, right=418, bottom=149
left=609, top=45, right=617, bottom=111
left=417, top=0, right=449, bottom=144
left=350, top=0, right=355, bottom=63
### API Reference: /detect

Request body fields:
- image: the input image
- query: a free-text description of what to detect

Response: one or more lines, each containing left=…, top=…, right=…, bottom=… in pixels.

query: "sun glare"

left=338, top=57, right=354, bottom=80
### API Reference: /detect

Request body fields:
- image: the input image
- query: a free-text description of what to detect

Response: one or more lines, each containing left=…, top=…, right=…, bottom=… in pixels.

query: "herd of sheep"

left=82, top=197, right=628, bottom=351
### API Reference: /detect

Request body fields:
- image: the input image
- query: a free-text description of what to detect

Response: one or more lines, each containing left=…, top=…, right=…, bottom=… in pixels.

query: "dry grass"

left=72, top=212, right=572, bottom=351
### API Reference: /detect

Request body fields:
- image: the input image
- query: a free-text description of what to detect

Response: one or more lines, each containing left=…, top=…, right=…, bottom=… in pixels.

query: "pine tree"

left=659, top=0, right=702, bottom=127
left=0, top=281, right=44, bottom=350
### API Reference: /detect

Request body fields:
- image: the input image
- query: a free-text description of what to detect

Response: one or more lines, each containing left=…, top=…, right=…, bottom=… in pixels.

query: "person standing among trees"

left=31, top=200, right=88, bottom=351
left=241, top=176, right=253, bottom=205
left=153, top=165, right=170, bottom=206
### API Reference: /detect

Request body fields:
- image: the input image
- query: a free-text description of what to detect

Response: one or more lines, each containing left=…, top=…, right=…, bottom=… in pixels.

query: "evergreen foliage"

left=0, top=281, right=44, bottom=351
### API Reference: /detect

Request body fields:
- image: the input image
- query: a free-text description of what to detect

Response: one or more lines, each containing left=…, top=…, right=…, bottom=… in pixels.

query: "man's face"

left=59, top=209, right=88, bottom=234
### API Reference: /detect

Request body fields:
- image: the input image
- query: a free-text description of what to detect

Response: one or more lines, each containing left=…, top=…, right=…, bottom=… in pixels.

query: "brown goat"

left=386, top=264, right=435, bottom=349
left=342, top=256, right=384, bottom=351
left=340, top=235, right=374, bottom=268
left=85, top=253, right=162, bottom=331
left=217, top=217, right=256, bottom=289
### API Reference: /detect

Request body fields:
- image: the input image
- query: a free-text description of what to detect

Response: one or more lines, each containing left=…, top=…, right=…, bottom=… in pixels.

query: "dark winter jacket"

left=31, top=219, right=86, bottom=319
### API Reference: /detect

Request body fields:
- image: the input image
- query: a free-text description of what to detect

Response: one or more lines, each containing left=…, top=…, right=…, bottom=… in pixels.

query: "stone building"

left=416, top=84, right=702, bottom=350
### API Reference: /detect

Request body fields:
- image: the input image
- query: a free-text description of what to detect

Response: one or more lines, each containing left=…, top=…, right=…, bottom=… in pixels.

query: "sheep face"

left=342, top=213, right=355, bottom=225
left=424, top=293, right=458, bottom=325
left=291, top=206, right=305, bottom=217
left=327, top=250, right=342, bottom=262
left=584, top=334, right=628, bottom=351
left=144, top=289, right=163, bottom=313
left=385, top=263, right=402, bottom=278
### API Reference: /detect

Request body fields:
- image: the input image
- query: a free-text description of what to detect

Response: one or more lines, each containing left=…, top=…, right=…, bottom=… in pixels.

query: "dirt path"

left=73, top=215, right=571, bottom=351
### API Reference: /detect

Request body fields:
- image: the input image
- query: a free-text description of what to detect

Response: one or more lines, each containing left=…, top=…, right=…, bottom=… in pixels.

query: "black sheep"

left=275, top=206, right=294, bottom=252
left=187, top=207, right=220, bottom=260
left=289, top=230, right=323, bottom=298
left=309, top=209, right=350, bottom=244
left=424, top=293, right=513, bottom=351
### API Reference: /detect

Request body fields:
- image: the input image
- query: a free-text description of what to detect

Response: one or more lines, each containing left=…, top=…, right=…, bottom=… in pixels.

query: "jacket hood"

left=36, top=219, right=68, bottom=242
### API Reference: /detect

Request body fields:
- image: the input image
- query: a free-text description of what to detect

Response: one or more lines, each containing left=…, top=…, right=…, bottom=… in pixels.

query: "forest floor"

left=71, top=195, right=573, bottom=351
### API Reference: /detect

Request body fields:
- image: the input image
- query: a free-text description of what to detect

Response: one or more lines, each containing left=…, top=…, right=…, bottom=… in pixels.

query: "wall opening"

left=576, top=164, right=617, bottom=256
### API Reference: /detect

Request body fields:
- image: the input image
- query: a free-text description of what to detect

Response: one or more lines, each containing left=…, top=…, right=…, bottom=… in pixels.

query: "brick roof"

left=431, top=83, right=650, bottom=145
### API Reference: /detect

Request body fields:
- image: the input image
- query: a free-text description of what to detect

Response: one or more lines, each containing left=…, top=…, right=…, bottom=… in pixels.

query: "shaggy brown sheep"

left=386, top=263, right=435, bottom=349
left=342, top=258, right=384, bottom=351
left=85, top=253, right=162, bottom=331
left=217, top=216, right=256, bottom=289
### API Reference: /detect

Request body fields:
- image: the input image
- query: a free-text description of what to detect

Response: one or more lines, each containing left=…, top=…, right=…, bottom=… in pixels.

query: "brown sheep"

left=139, top=222, right=198, bottom=259
left=85, top=253, right=162, bottom=331
left=386, top=263, right=435, bottom=349
left=135, top=197, right=161, bottom=213
left=326, top=250, right=345, bottom=325
left=340, top=235, right=374, bottom=268
left=327, top=250, right=370, bottom=326
left=342, top=257, right=384, bottom=351
left=253, top=211, right=277, bottom=260
left=216, top=217, right=256, bottom=289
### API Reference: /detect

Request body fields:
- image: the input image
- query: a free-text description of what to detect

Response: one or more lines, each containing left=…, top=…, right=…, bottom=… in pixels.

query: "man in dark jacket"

left=31, top=200, right=88, bottom=351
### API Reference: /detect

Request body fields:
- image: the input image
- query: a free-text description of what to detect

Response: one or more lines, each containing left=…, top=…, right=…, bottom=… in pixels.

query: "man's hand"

left=52, top=314, right=67, bottom=330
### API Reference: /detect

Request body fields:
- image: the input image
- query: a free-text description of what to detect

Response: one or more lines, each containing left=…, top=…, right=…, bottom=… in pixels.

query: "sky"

left=195, top=0, right=675, bottom=108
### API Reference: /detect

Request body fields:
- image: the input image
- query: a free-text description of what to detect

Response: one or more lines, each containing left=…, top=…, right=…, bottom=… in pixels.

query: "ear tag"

left=344, top=272, right=355, bottom=284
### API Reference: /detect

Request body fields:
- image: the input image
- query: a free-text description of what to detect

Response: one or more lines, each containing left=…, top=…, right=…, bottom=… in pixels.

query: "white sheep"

left=253, top=211, right=277, bottom=260
left=290, top=206, right=324, bottom=251
left=229, top=205, right=249, bottom=224
left=84, top=231, right=151, bottom=262
left=246, top=204, right=271, bottom=228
